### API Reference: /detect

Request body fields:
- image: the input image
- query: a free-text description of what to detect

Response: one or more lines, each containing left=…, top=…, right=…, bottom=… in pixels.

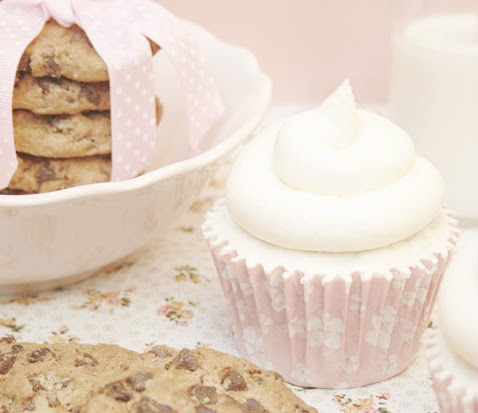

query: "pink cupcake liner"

left=426, top=328, right=478, bottom=413
left=203, top=202, right=459, bottom=388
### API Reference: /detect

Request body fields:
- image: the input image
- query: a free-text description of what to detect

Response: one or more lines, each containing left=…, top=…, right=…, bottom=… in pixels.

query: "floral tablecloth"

left=0, top=106, right=440, bottom=413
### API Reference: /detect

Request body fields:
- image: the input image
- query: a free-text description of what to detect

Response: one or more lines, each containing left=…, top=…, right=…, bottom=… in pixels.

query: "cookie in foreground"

left=0, top=339, right=142, bottom=412
left=0, top=339, right=316, bottom=413
left=81, top=346, right=317, bottom=413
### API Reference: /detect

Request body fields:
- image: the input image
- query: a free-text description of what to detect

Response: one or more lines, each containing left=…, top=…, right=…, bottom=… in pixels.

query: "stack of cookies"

left=0, top=338, right=317, bottom=413
left=5, top=20, right=160, bottom=194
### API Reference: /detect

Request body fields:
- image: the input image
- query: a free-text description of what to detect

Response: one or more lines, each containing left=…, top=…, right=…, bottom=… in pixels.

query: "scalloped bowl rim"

left=0, top=27, right=271, bottom=208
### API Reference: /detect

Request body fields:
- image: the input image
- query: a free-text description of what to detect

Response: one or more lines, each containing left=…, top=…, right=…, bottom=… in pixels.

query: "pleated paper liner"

left=426, top=327, right=478, bottom=413
left=203, top=200, right=459, bottom=388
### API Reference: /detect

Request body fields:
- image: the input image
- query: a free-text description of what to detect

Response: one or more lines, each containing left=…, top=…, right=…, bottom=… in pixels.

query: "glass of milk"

left=389, top=1, right=478, bottom=221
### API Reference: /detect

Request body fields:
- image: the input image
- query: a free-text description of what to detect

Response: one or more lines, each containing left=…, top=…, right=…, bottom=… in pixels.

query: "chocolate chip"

left=10, top=345, right=23, bottom=356
left=36, top=78, right=57, bottom=94
left=44, top=57, right=62, bottom=77
left=241, top=399, right=268, bottom=413
left=28, top=347, right=51, bottom=363
left=53, top=378, right=70, bottom=389
left=74, top=353, right=99, bottom=367
left=0, top=354, right=16, bottom=374
left=221, top=369, right=248, bottom=391
left=126, top=370, right=153, bottom=392
left=18, top=53, right=31, bottom=72
left=105, top=381, right=131, bottom=402
left=79, top=83, right=100, bottom=105
left=165, top=349, right=198, bottom=371
left=11, top=344, right=23, bottom=354
left=189, top=385, right=217, bottom=404
left=28, top=377, right=46, bottom=392
left=196, top=407, right=216, bottom=413
left=35, top=163, right=56, bottom=185
left=246, top=399, right=261, bottom=409
left=136, top=396, right=176, bottom=413
left=46, top=114, right=69, bottom=131
left=148, top=347, right=172, bottom=359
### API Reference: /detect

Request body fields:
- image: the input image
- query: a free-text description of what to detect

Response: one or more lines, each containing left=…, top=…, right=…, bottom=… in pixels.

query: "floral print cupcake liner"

left=426, top=327, right=478, bottom=413
left=203, top=202, right=459, bottom=388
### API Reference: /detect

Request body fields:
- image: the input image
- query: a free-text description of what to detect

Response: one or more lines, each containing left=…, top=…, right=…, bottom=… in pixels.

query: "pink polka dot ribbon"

left=0, top=0, right=224, bottom=188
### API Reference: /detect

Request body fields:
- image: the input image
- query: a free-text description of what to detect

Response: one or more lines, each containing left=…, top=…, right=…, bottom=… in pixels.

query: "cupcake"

left=203, top=81, right=459, bottom=388
left=426, top=230, right=477, bottom=413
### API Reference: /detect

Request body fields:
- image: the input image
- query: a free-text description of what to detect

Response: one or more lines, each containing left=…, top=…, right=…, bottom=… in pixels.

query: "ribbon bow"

left=0, top=0, right=224, bottom=188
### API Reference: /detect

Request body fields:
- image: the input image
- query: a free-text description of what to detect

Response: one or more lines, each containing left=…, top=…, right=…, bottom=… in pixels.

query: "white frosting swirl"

left=226, top=81, right=444, bottom=252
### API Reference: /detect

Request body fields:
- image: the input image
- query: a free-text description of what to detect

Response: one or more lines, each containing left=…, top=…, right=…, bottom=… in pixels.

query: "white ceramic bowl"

left=0, top=21, right=271, bottom=293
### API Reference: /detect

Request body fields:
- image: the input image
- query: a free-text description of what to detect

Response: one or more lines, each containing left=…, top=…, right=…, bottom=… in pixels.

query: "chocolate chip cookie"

left=7, top=154, right=111, bottom=193
left=3, top=19, right=162, bottom=194
left=0, top=340, right=316, bottom=413
left=19, top=20, right=159, bottom=82
left=14, top=74, right=110, bottom=115
left=0, top=339, right=142, bottom=413
left=13, top=110, right=112, bottom=158
left=82, top=347, right=318, bottom=413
